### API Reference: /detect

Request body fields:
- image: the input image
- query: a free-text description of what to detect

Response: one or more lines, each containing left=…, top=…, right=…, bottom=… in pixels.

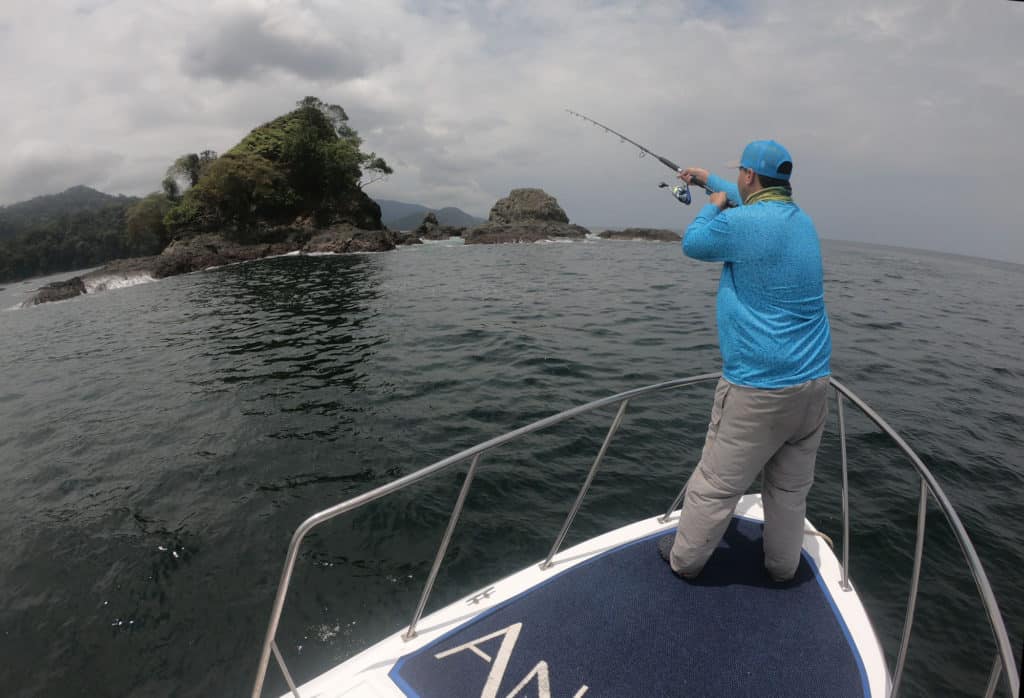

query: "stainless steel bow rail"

left=251, top=374, right=1020, bottom=698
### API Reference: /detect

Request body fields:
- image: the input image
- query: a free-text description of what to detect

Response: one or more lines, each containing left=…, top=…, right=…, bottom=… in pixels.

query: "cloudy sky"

left=1, top=0, right=1021, bottom=262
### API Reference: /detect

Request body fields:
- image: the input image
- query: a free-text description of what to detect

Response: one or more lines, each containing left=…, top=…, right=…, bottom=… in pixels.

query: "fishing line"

left=566, top=109, right=715, bottom=206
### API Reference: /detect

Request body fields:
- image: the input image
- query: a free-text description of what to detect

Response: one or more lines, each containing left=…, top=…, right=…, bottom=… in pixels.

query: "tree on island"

left=125, top=194, right=173, bottom=255
left=162, top=150, right=218, bottom=201
left=166, top=150, right=219, bottom=189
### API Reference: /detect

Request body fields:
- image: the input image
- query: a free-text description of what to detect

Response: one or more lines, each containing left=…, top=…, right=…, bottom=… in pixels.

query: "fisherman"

left=660, top=140, right=832, bottom=582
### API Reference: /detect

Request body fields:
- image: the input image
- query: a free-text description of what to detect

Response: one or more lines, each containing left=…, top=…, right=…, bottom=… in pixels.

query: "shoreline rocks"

left=150, top=235, right=296, bottom=277
left=464, top=222, right=589, bottom=245
left=303, top=225, right=419, bottom=254
left=23, top=187, right=598, bottom=305
left=24, top=225, right=420, bottom=305
left=599, top=228, right=680, bottom=242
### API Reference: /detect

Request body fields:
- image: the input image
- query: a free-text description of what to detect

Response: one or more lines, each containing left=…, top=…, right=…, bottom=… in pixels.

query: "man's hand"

left=709, top=191, right=729, bottom=210
left=679, top=167, right=709, bottom=187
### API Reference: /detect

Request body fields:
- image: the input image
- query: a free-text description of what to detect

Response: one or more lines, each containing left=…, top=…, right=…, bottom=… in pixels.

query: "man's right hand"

left=679, top=167, right=709, bottom=188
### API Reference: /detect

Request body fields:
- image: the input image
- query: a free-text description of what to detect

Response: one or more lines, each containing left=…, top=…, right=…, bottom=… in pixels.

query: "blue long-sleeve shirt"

left=682, top=173, right=831, bottom=388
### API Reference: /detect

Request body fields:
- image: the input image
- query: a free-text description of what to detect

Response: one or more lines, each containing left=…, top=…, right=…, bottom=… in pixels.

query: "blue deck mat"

left=390, top=517, right=869, bottom=697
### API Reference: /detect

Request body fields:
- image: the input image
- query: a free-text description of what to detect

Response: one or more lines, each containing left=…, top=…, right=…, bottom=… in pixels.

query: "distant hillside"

left=375, top=199, right=484, bottom=230
left=375, top=199, right=429, bottom=225
left=0, top=186, right=141, bottom=283
left=0, top=186, right=139, bottom=240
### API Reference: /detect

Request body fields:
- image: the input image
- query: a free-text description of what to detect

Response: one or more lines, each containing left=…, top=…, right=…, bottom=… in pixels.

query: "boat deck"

left=291, top=496, right=889, bottom=697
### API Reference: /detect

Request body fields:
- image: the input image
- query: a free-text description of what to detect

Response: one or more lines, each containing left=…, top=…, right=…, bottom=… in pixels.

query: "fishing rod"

left=566, top=109, right=716, bottom=206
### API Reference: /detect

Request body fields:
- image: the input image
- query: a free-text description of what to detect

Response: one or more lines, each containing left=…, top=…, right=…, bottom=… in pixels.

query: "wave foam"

left=420, top=237, right=465, bottom=246
left=83, top=272, right=156, bottom=294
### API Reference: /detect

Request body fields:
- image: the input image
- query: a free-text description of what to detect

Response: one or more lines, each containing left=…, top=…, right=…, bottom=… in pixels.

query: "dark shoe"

left=658, top=533, right=698, bottom=579
left=766, top=568, right=796, bottom=584
left=657, top=534, right=684, bottom=579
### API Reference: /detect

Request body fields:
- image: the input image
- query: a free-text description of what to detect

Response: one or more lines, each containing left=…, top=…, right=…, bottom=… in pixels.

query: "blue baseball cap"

left=728, top=140, right=793, bottom=181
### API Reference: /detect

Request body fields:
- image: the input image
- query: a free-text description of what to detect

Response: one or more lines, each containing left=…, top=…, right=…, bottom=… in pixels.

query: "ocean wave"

left=83, top=272, right=156, bottom=294
left=419, top=237, right=465, bottom=246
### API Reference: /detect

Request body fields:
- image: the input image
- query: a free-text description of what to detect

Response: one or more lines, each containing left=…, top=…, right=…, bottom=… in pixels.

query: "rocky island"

left=462, top=188, right=590, bottom=244
left=12, top=98, right=622, bottom=306
left=405, top=189, right=592, bottom=244
left=414, top=212, right=462, bottom=241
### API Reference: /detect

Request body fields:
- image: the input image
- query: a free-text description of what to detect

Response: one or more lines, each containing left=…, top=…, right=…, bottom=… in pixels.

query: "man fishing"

left=660, top=140, right=832, bottom=582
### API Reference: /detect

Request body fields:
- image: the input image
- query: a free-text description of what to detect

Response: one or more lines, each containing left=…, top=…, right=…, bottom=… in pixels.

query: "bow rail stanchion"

left=829, top=378, right=1019, bottom=698
left=891, top=478, right=928, bottom=698
left=404, top=452, right=484, bottom=640
left=541, top=399, right=630, bottom=570
left=837, top=391, right=852, bottom=592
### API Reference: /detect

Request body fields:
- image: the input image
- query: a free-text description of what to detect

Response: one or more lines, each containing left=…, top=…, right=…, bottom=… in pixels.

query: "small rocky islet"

left=28, top=188, right=680, bottom=305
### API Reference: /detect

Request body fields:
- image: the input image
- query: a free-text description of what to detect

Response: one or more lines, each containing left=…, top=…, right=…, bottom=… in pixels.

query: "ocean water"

left=0, top=238, right=1020, bottom=697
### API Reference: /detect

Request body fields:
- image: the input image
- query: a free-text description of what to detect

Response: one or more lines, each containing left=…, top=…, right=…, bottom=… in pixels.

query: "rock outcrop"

left=414, top=212, right=464, bottom=240
left=304, top=225, right=412, bottom=254
left=487, top=188, right=570, bottom=225
left=29, top=277, right=86, bottom=305
left=464, top=188, right=590, bottom=245
left=599, top=228, right=681, bottom=242
left=151, top=235, right=296, bottom=277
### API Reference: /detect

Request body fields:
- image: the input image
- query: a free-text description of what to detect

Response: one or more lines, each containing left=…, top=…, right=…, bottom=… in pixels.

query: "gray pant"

left=669, top=376, right=830, bottom=580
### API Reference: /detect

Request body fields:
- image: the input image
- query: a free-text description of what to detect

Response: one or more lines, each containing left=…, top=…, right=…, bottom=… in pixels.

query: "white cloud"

left=1, top=0, right=1021, bottom=261
left=181, top=2, right=385, bottom=82
left=1, top=141, right=124, bottom=203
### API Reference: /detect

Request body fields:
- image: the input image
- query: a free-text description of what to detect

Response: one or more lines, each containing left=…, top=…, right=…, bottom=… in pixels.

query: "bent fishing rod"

left=566, top=109, right=718, bottom=206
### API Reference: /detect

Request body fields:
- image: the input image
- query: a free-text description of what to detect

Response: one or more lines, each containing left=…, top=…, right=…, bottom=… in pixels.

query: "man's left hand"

left=710, top=191, right=729, bottom=210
